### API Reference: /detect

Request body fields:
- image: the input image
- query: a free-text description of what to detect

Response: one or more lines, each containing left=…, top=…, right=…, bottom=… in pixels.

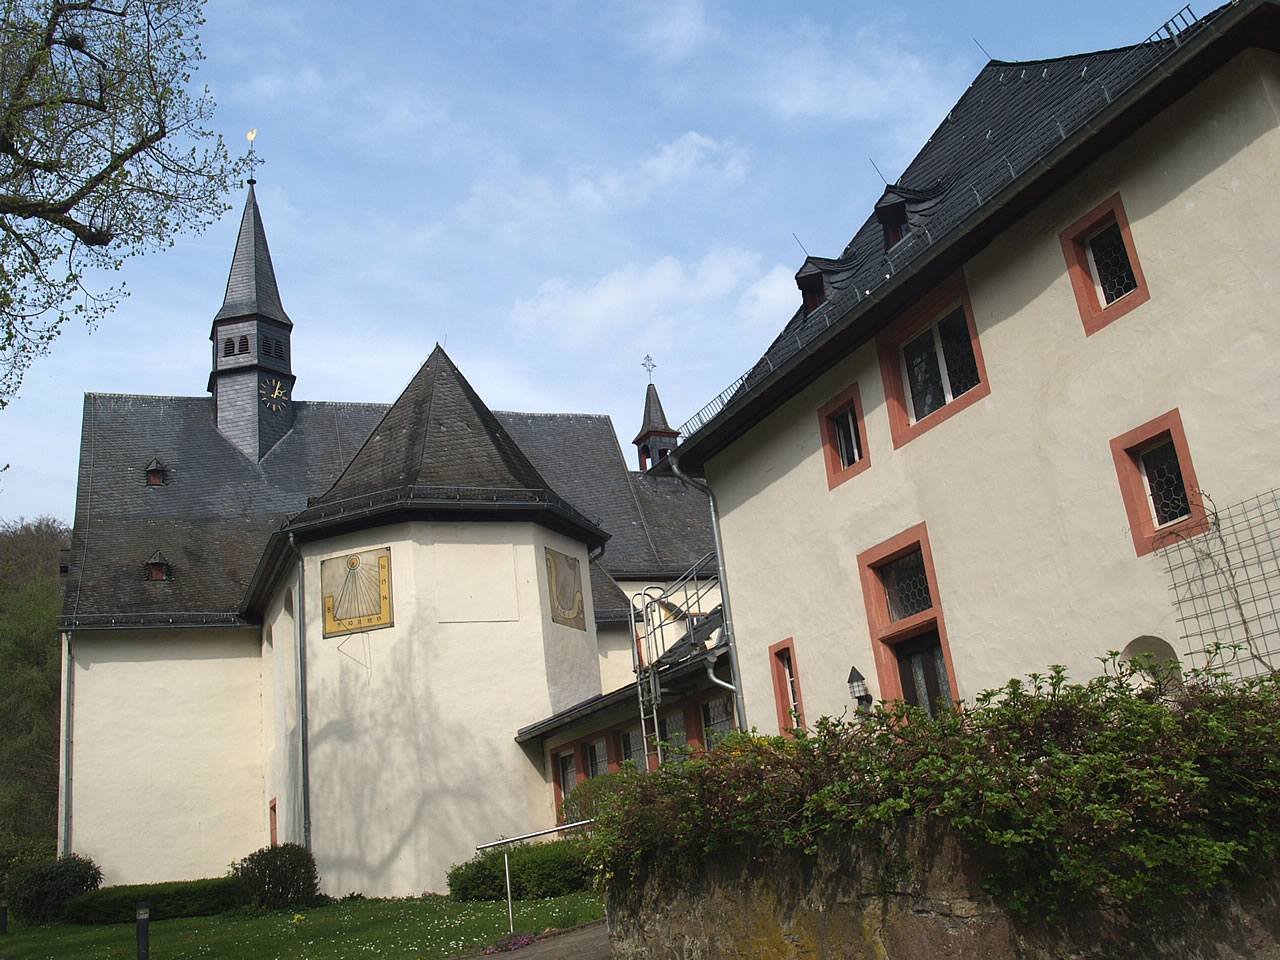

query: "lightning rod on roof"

left=869, top=157, right=889, bottom=186
left=791, top=232, right=810, bottom=257
left=972, top=36, right=993, bottom=60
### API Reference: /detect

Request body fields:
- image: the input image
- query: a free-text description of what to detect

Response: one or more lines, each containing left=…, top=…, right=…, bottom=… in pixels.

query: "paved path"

left=457, top=919, right=612, bottom=959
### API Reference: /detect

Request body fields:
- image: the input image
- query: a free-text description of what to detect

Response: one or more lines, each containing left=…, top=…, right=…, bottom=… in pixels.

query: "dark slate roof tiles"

left=632, top=383, right=675, bottom=444
left=213, top=184, right=291, bottom=327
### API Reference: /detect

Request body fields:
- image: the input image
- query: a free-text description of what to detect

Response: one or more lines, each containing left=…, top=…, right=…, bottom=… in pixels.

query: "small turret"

left=633, top=382, right=678, bottom=471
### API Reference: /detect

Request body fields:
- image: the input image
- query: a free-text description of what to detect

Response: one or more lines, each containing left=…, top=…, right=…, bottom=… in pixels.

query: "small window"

left=223, top=338, right=234, bottom=357
left=769, top=638, right=805, bottom=733
left=877, top=274, right=989, bottom=449
left=901, top=306, right=980, bottom=424
left=145, top=458, right=165, bottom=486
left=274, top=339, right=285, bottom=359
left=1060, top=192, right=1149, bottom=336
left=817, top=383, right=870, bottom=489
left=700, top=695, right=734, bottom=746
left=880, top=548, right=932, bottom=623
left=1110, top=409, right=1207, bottom=557
left=798, top=273, right=826, bottom=314
left=586, top=738, right=609, bottom=778
left=557, top=752, right=577, bottom=798
left=146, top=550, right=170, bottom=582
left=237, top=335, right=249, bottom=354
left=619, top=725, right=647, bottom=772
left=658, top=710, right=686, bottom=751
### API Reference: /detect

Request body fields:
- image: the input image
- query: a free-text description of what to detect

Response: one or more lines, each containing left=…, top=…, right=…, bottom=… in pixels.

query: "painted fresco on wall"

left=321, top=546, right=394, bottom=637
left=545, top=547, right=586, bottom=630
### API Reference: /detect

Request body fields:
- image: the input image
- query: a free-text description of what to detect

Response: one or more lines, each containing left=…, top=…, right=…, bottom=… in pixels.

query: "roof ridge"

left=985, top=42, right=1143, bottom=67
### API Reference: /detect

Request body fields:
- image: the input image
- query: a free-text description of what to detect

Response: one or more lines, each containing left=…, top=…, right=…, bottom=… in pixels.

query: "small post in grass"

left=503, top=850, right=514, bottom=934
left=136, top=901, right=150, bottom=960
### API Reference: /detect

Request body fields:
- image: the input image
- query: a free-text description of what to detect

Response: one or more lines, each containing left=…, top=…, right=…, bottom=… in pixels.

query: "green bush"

left=231, top=843, right=320, bottom=909
left=62, top=876, right=239, bottom=924
left=591, top=650, right=1280, bottom=918
left=9, top=853, right=102, bottom=924
left=448, top=838, right=589, bottom=901
left=560, top=769, right=635, bottom=825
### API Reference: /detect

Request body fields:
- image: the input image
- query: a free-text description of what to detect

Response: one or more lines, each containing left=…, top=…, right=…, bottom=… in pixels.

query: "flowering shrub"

left=484, top=930, right=537, bottom=952
left=591, top=651, right=1280, bottom=918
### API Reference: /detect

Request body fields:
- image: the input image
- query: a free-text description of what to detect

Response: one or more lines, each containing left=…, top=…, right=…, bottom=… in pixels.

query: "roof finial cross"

left=641, top=354, right=657, bottom=383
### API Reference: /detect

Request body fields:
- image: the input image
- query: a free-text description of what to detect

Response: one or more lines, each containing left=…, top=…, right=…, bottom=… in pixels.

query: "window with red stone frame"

left=768, top=638, right=806, bottom=734
left=877, top=272, right=990, bottom=450
left=857, top=522, right=959, bottom=717
left=1059, top=192, right=1150, bottom=336
left=1109, top=408, right=1208, bottom=557
left=817, top=382, right=871, bottom=490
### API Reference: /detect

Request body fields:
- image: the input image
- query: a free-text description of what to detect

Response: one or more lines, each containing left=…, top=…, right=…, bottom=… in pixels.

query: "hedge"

left=448, top=838, right=589, bottom=901
left=62, top=876, right=239, bottom=924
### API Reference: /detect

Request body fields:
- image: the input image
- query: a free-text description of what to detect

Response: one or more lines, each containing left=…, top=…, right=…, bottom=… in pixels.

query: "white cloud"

left=736, top=265, right=799, bottom=332
left=632, top=0, right=713, bottom=62
left=568, top=132, right=748, bottom=213
left=230, top=66, right=324, bottom=103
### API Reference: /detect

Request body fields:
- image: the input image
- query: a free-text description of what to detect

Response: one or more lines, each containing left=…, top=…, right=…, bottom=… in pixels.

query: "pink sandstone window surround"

left=857, top=522, right=959, bottom=716
left=768, top=637, right=806, bottom=734
left=1059, top=192, right=1150, bottom=336
left=1109, top=408, right=1208, bottom=557
left=817, top=382, right=871, bottom=490
left=877, top=272, right=990, bottom=449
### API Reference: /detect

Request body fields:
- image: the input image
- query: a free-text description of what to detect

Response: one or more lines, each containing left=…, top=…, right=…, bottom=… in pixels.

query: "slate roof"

left=213, top=184, right=291, bottom=326
left=61, top=395, right=388, bottom=628
left=632, top=383, right=675, bottom=444
left=64, top=377, right=712, bottom=628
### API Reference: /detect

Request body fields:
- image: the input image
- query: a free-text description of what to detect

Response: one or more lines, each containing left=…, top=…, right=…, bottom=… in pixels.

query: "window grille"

left=1141, top=438, right=1191, bottom=527
left=832, top=405, right=863, bottom=468
left=1088, top=221, right=1138, bottom=304
left=659, top=710, right=686, bottom=752
left=586, top=738, right=608, bottom=778
left=557, top=753, right=576, bottom=797
left=881, top=548, right=932, bottom=622
left=894, top=630, right=952, bottom=717
left=701, top=695, right=734, bottom=745
left=620, top=726, right=646, bottom=772
left=901, top=306, right=979, bottom=422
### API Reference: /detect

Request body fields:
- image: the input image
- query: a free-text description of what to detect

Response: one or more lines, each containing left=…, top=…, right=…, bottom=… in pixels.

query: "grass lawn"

left=0, top=891, right=604, bottom=960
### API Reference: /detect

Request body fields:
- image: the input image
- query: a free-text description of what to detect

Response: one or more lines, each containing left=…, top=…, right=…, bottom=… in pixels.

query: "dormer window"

left=885, top=219, right=910, bottom=248
left=237, top=335, right=249, bottom=354
left=145, top=458, right=166, bottom=486
left=223, top=338, right=234, bottom=357
left=798, top=273, right=827, bottom=314
left=146, top=551, right=170, bottom=581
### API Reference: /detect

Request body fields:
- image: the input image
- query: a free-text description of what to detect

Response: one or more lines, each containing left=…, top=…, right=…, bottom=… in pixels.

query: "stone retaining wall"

left=606, top=819, right=1280, bottom=959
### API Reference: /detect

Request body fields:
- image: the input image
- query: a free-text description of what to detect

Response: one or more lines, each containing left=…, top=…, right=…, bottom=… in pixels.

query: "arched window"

left=223, top=338, right=234, bottom=357
left=237, top=335, right=249, bottom=354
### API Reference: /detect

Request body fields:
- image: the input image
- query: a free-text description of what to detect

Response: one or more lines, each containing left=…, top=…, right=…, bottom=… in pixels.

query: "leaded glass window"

left=894, top=630, right=953, bottom=718
left=620, top=726, right=646, bottom=772
left=881, top=548, right=932, bottom=622
left=557, top=752, right=576, bottom=798
left=700, top=695, right=734, bottom=746
left=1088, top=221, right=1138, bottom=305
left=900, top=306, right=980, bottom=423
left=586, top=738, right=609, bottom=778
left=1141, top=438, right=1191, bottom=527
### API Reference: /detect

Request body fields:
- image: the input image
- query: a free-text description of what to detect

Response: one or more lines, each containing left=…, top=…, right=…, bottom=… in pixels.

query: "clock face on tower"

left=259, top=377, right=289, bottom=412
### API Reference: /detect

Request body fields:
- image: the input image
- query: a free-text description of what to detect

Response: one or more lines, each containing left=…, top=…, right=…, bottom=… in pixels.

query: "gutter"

left=668, top=454, right=747, bottom=731
left=289, top=533, right=313, bottom=852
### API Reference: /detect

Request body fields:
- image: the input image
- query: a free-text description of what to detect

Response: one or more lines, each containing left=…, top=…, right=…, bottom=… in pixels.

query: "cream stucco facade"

left=704, top=50, right=1280, bottom=733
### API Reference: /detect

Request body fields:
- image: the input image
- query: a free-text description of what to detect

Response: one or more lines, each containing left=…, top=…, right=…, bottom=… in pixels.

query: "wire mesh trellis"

left=1162, top=488, right=1280, bottom=681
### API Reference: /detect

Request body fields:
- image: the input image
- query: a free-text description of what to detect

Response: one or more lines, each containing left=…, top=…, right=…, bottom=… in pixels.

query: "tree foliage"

left=0, top=516, right=67, bottom=841
left=0, top=0, right=244, bottom=407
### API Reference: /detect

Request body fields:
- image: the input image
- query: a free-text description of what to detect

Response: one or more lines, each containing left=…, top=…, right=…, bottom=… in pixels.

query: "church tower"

left=633, top=382, right=679, bottom=471
left=207, top=182, right=296, bottom=461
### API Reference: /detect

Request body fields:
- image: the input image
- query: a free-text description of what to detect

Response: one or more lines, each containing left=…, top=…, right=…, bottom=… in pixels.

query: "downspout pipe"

left=669, top=455, right=747, bottom=731
left=289, top=533, right=313, bottom=852
left=60, top=631, right=74, bottom=856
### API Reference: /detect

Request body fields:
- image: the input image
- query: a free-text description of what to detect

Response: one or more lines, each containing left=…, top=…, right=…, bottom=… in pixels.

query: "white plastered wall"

left=61, top=628, right=264, bottom=885
left=262, top=586, right=303, bottom=847
left=706, top=51, right=1280, bottom=733
left=296, top=519, right=601, bottom=896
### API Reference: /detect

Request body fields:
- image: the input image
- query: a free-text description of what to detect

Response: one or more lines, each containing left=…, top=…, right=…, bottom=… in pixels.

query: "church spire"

left=633, top=381, right=678, bottom=471
left=213, top=182, right=291, bottom=326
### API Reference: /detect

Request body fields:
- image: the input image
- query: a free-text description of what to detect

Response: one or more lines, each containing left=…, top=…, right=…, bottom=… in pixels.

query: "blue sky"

left=0, top=0, right=1195, bottom=522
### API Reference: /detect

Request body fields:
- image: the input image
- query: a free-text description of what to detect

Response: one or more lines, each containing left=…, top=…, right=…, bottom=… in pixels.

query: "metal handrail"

left=475, top=819, right=595, bottom=934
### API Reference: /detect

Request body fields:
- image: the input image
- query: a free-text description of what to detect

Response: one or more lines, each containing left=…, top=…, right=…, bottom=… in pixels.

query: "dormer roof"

left=213, top=183, right=291, bottom=327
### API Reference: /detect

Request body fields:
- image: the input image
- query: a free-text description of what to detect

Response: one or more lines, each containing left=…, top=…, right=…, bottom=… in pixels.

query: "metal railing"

left=677, top=4, right=1207, bottom=443
left=475, top=819, right=595, bottom=934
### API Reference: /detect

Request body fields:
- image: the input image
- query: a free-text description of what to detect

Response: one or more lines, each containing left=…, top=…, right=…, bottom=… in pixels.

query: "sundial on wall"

left=321, top=546, right=394, bottom=637
left=545, top=547, right=585, bottom=631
